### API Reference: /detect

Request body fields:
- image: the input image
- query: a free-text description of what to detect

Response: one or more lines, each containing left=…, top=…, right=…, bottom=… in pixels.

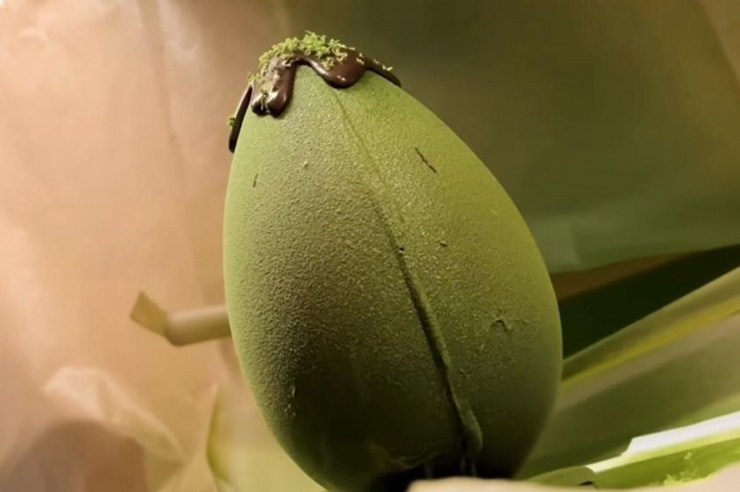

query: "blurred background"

left=1, top=1, right=740, bottom=491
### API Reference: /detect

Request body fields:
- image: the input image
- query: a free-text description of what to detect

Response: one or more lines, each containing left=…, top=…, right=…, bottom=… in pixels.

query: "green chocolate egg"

left=224, top=36, right=561, bottom=492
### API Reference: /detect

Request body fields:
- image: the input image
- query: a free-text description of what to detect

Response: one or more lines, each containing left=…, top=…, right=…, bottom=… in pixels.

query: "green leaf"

left=529, top=410, right=740, bottom=488
left=521, top=267, right=740, bottom=478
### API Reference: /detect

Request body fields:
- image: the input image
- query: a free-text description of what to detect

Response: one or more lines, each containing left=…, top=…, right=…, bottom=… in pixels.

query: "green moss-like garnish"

left=662, top=470, right=700, bottom=485
left=227, top=32, right=393, bottom=128
left=228, top=32, right=351, bottom=128
left=229, top=31, right=354, bottom=128
left=251, top=31, right=351, bottom=87
left=259, top=31, right=349, bottom=69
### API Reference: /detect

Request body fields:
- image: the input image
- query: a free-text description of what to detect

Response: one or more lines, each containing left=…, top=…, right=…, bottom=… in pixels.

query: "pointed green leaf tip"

left=227, top=31, right=394, bottom=128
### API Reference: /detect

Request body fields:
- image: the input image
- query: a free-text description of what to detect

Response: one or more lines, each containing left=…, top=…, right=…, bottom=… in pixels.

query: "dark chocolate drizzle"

left=228, top=50, right=401, bottom=153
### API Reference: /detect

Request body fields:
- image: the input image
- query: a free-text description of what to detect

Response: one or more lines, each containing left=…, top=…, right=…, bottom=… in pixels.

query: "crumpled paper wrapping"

left=0, top=0, right=289, bottom=490
left=2, top=1, right=740, bottom=491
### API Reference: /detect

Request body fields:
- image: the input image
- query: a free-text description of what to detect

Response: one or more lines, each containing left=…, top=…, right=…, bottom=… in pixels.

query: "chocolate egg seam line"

left=329, top=88, right=484, bottom=470
left=228, top=49, right=401, bottom=154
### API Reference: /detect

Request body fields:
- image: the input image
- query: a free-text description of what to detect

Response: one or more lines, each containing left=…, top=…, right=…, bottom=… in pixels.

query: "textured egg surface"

left=224, top=68, right=562, bottom=492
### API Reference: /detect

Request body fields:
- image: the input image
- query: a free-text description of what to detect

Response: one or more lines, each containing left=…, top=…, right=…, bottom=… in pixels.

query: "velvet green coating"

left=223, top=68, right=562, bottom=492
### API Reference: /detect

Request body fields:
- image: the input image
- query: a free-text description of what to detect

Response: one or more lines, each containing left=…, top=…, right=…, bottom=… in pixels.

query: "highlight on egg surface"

left=223, top=32, right=562, bottom=492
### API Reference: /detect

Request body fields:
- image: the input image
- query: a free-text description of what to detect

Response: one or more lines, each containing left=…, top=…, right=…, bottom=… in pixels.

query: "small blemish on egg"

left=493, top=317, right=513, bottom=333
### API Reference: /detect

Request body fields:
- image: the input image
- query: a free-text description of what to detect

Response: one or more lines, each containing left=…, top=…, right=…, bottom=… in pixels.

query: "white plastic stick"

left=129, top=292, right=231, bottom=346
